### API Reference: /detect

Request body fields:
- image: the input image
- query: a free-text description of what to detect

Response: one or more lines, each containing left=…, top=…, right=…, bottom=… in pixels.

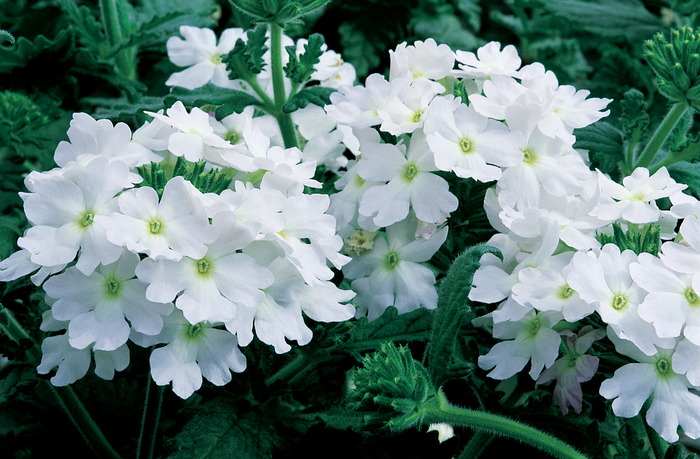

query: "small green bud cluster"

left=644, top=26, right=700, bottom=109
left=0, top=91, right=50, bottom=145
left=595, top=222, right=661, bottom=256
left=348, top=342, right=436, bottom=431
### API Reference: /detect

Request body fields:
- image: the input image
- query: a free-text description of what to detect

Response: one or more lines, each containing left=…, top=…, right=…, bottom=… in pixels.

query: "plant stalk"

left=418, top=390, right=588, bottom=459
left=137, top=376, right=165, bottom=459
left=634, top=101, right=688, bottom=170
left=269, top=22, right=298, bottom=149
left=98, top=0, right=135, bottom=81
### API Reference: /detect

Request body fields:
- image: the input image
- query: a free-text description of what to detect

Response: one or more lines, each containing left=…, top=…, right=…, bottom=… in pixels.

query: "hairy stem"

left=137, top=376, right=164, bottom=459
left=269, top=22, right=298, bottom=149
left=98, top=0, right=135, bottom=81
left=634, top=101, right=688, bottom=170
left=418, top=390, right=588, bottom=459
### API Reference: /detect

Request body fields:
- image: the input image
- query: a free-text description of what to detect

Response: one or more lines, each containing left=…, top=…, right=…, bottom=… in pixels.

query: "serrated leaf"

left=338, top=307, right=433, bottom=357
left=574, top=121, right=624, bottom=181
left=543, top=0, right=662, bottom=44
left=56, top=0, right=105, bottom=55
left=284, top=33, right=325, bottom=84
left=620, top=88, right=649, bottom=146
left=282, top=86, right=336, bottom=113
left=93, top=96, right=169, bottom=121
left=0, top=29, right=74, bottom=74
left=164, top=398, right=281, bottom=459
left=214, top=91, right=266, bottom=119
left=430, top=244, right=501, bottom=388
left=245, top=25, right=268, bottom=75
left=302, top=405, right=365, bottom=431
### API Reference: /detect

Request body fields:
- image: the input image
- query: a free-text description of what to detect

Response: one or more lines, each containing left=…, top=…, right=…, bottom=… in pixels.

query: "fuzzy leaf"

left=303, top=406, right=365, bottom=431
left=282, top=86, right=336, bottom=113
left=56, top=0, right=105, bottom=54
left=619, top=88, right=650, bottom=147
left=430, top=244, right=501, bottom=388
left=337, top=307, right=433, bottom=357
left=284, top=33, right=325, bottom=84
left=164, top=398, right=281, bottom=459
left=574, top=121, right=624, bottom=182
left=543, top=0, right=663, bottom=44
left=668, top=161, right=700, bottom=199
left=0, top=29, right=74, bottom=74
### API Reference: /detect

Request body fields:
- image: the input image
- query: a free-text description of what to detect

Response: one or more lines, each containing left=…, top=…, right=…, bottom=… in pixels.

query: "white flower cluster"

left=0, top=93, right=356, bottom=399
left=324, top=39, right=611, bottom=321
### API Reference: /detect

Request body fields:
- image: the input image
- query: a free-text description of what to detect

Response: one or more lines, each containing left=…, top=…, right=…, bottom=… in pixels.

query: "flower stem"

left=49, top=384, right=122, bottom=459
left=418, top=390, right=588, bottom=459
left=98, top=0, right=135, bottom=81
left=639, top=400, right=668, bottom=459
left=634, top=101, right=689, bottom=170
left=0, top=305, right=42, bottom=364
left=269, top=22, right=298, bottom=149
left=265, top=351, right=308, bottom=385
left=137, top=375, right=164, bottom=459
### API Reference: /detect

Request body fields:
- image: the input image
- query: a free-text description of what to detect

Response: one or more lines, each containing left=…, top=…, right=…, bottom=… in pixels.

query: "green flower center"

left=224, top=130, right=239, bottom=144
left=611, top=294, right=627, bottom=311
left=523, top=148, right=536, bottom=164
left=559, top=285, right=575, bottom=299
left=80, top=212, right=95, bottom=228
left=528, top=316, right=541, bottom=337
left=403, top=163, right=419, bottom=182
left=187, top=323, right=204, bottom=339
left=384, top=251, right=400, bottom=271
left=459, top=138, right=472, bottom=154
left=104, top=277, right=121, bottom=297
left=412, top=110, right=424, bottom=123
left=655, top=356, right=672, bottom=378
left=197, top=258, right=211, bottom=275
left=686, top=287, right=699, bottom=305
left=149, top=219, right=163, bottom=235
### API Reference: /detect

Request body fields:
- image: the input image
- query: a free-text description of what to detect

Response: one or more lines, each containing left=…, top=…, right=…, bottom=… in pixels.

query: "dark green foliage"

left=430, top=244, right=501, bottom=388
left=574, top=121, right=625, bottom=181
left=620, top=88, right=650, bottom=145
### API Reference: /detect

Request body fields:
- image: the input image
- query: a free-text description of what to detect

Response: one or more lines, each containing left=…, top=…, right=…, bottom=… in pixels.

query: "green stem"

left=634, top=101, right=688, bottom=170
left=639, top=400, right=668, bottom=459
left=49, top=384, right=122, bottom=459
left=137, top=376, right=164, bottom=459
left=650, top=138, right=700, bottom=174
left=458, top=430, right=494, bottom=459
left=269, top=22, right=298, bottom=149
left=418, top=390, right=587, bottom=459
left=98, top=0, right=135, bottom=81
left=0, top=306, right=42, bottom=364
left=0, top=305, right=120, bottom=458
left=265, top=351, right=308, bottom=385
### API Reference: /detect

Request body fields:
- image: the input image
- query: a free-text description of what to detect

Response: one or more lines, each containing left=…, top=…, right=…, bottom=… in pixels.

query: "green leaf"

left=543, top=0, right=663, bottom=44
left=55, top=0, right=105, bottom=55
left=284, top=33, right=325, bottom=84
left=430, top=244, right=501, bottom=388
left=0, top=29, right=74, bottom=74
left=104, top=11, right=191, bottom=58
left=410, top=9, right=479, bottom=53
left=214, top=91, right=266, bottom=119
left=337, top=307, right=433, bottom=357
left=454, top=0, right=482, bottom=31
left=282, top=86, right=336, bottom=113
left=574, top=121, right=624, bottom=182
left=302, top=405, right=365, bottom=431
left=668, top=161, right=700, bottom=199
left=163, top=398, right=281, bottom=459
left=244, top=25, right=269, bottom=75
left=620, top=88, right=650, bottom=145
left=337, top=22, right=380, bottom=78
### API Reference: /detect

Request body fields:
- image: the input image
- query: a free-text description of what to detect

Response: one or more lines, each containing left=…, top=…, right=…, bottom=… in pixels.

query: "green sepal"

left=136, top=161, right=169, bottom=197
left=282, top=86, right=336, bottom=113
left=596, top=222, right=660, bottom=256
left=284, top=33, right=325, bottom=84
left=430, top=244, right=501, bottom=388
left=453, top=80, right=469, bottom=105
